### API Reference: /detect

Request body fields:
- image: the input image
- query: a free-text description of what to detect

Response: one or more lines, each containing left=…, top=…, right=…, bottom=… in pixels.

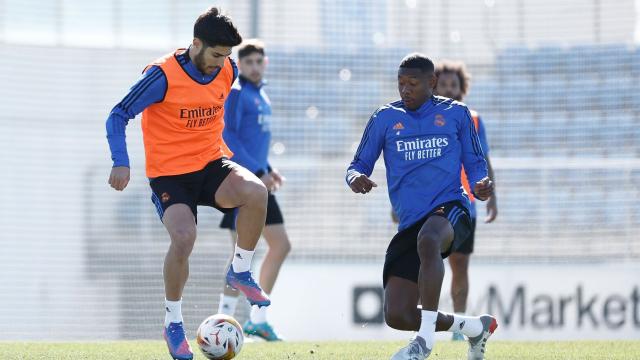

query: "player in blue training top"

left=346, top=53, right=497, bottom=360
left=216, top=39, right=289, bottom=341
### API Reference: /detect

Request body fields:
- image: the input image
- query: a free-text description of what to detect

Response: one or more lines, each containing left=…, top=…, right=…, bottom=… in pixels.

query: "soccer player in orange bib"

left=105, top=7, right=269, bottom=360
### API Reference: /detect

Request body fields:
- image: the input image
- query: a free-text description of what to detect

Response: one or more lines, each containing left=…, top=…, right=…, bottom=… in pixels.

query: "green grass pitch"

left=1, top=340, right=639, bottom=359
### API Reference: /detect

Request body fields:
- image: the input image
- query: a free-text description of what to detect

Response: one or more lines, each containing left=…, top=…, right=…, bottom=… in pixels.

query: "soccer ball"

left=196, top=314, right=244, bottom=360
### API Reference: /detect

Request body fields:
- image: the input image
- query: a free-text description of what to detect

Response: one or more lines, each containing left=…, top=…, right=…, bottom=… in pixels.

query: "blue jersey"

left=468, top=112, right=490, bottom=219
left=222, top=75, right=272, bottom=174
left=347, top=96, right=488, bottom=231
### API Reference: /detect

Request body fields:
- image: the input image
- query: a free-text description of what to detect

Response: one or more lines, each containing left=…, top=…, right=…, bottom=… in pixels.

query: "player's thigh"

left=384, top=276, right=420, bottom=316
left=215, top=163, right=266, bottom=208
left=417, top=215, right=454, bottom=254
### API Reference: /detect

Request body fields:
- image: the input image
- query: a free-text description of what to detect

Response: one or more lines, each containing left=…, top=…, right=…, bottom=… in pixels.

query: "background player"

left=347, top=53, right=497, bottom=360
left=105, top=8, right=270, bottom=360
left=434, top=60, right=498, bottom=341
left=216, top=39, right=289, bottom=341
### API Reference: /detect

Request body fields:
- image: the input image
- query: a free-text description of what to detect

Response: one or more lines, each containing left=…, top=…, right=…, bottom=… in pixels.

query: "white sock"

left=231, top=245, right=254, bottom=273
left=164, top=298, right=183, bottom=327
left=417, top=310, right=437, bottom=349
left=250, top=304, right=268, bottom=324
left=447, top=312, right=483, bottom=338
left=218, top=294, right=238, bottom=315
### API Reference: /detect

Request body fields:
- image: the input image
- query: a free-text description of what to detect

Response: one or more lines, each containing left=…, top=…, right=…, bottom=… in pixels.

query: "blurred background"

left=1, top=0, right=639, bottom=342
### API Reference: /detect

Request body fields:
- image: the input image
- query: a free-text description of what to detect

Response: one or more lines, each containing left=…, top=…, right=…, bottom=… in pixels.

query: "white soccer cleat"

left=390, top=335, right=431, bottom=360
left=467, top=314, right=498, bottom=360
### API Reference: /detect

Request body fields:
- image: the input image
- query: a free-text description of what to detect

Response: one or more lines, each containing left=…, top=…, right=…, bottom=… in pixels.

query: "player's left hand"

left=473, top=177, right=493, bottom=201
left=485, top=195, right=498, bottom=223
left=269, top=168, right=286, bottom=190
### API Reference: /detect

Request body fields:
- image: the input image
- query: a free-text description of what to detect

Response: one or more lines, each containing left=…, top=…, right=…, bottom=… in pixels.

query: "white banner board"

left=267, top=261, right=640, bottom=341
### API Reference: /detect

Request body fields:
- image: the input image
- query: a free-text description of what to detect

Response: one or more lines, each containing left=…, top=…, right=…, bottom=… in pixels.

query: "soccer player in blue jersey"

left=216, top=39, right=289, bottom=341
left=434, top=61, right=498, bottom=342
left=105, top=8, right=271, bottom=360
left=347, top=53, right=498, bottom=360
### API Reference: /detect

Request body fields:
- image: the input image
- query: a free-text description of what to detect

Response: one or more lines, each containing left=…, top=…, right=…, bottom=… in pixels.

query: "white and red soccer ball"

left=196, top=314, right=244, bottom=360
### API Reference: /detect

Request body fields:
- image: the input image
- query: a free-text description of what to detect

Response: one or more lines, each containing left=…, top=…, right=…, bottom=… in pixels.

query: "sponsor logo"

left=396, top=136, right=449, bottom=161
left=393, top=122, right=405, bottom=130
left=179, top=105, right=223, bottom=128
left=487, top=285, right=640, bottom=330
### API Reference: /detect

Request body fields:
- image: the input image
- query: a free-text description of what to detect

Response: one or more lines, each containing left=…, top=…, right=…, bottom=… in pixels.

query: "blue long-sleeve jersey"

left=347, top=96, right=488, bottom=231
left=105, top=49, right=233, bottom=168
left=222, top=75, right=272, bottom=174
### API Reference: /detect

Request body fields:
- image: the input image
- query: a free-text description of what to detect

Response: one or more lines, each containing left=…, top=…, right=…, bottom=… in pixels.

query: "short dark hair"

left=399, top=53, right=435, bottom=73
left=238, top=39, right=265, bottom=59
left=435, top=60, right=471, bottom=97
left=193, top=7, right=242, bottom=48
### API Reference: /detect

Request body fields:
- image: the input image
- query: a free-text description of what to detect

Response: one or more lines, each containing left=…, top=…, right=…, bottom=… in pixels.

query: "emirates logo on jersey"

left=434, top=114, right=446, bottom=127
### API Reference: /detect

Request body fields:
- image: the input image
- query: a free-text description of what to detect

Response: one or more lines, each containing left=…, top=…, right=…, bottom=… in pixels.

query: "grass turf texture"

left=1, top=340, right=639, bottom=359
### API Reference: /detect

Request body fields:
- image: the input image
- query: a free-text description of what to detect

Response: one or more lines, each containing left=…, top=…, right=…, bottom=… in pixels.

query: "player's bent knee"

left=169, top=228, right=196, bottom=258
left=278, top=238, right=292, bottom=256
left=243, top=180, right=268, bottom=206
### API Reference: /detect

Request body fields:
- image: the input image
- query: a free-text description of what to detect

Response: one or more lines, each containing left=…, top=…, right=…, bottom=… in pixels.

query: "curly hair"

left=434, top=60, right=471, bottom=98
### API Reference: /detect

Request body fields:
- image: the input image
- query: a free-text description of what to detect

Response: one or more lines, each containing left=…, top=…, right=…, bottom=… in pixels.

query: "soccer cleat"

left=390, top=335, right=431, bottom=360
left=243, top=320, right=283, bottom=341
left=451, top=331, right=465, bottom=341
left=225, top=265, right=271, bottom=307
left=467, top=314, right=498, bottom=360
left=163, top=322, right=193, bottom=360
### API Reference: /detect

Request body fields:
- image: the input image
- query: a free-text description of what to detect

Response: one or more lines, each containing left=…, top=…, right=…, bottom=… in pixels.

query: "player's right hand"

left=260, top=173, right=277, bottom=192
left=109, top=166, right=130, bottom=191
left=349, top=174, right=377, bottom=194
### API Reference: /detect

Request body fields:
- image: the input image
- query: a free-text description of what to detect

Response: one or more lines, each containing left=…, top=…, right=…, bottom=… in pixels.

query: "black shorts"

left=149, top=158, right=238, bottom=222
left=453, top=217, right=476, bottom=254
left=219, top=193, right=284, bottom=230
left=382, top=201, right=472, bottom=288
